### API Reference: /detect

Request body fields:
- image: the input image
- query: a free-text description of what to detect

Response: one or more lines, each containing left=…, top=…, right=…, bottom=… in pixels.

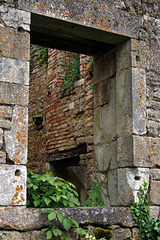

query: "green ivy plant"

left=37, top=47, right=48, bottom=66
left=83, top=181, right=105, bottom=207
left=131, top=180, right=160, bottom=240
left=27, top=171, right=88, bottom=239
left=61, top=54, right=80, bottom=95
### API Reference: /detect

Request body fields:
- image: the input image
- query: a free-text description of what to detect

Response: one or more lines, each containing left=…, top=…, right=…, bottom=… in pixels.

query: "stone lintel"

left=17, top=0, right=142, bottom=39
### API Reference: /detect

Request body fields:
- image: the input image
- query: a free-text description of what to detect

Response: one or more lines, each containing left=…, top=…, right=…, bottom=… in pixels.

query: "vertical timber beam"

left=0, top=2, right=30, bottom=206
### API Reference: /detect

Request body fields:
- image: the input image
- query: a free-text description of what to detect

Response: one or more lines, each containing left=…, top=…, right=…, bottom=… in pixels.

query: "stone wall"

left=0, top=0, right=159, bottom=239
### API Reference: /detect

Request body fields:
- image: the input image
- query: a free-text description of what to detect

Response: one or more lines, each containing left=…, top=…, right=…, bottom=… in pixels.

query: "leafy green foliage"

left=131, top=180, right=160, bottom=240
left=27, top=171, right=82, bottom=239
left=61, top=54, right=80, bottom=95
left=83, top=181, right=105, bottom=207
left=27, top=171, right=80, bottom=208
left=37, top=48, right=48, bottom=66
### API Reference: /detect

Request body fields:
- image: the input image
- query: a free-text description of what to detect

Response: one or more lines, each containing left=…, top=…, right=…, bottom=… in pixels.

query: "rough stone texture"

left=111, top=228, right=131, bottom=240
left=117, top=136, right=133, bottom=167
left=4, top=106, right=28, bottom=164
left=0, top=207, right=133, bottom=230
left=95, top=141, right=117, bottom=171
left=0, top=165, right=26, bottom=206
left=0, top=151, right=6, bottom=163
left=1, top=8, right=30, bottom=31
left=116, top=67, right=132, bottom=137
left=118, top=168, right=150, bottom=205
left=108, top=170, right=118, bottom=206
left=94, top=106, right=102, bottom=145
left=0, top=119, right=11, bottom=129
left=0, top=26, right=30, bottom=61
left=0, top=128, right=3, bottom=149
left=151, top=169, right=160, bottom=180
left=0, top=231, right=30, bottom=240
left=116, top=40, right=131, bottom=72
left=0, top=58, right=29, bottom=85
left=132, top=67, right=147, bottom=135
left=133, top=136, right=160, bottom=167
left=17, top=0, right=143, bottom=38
left=0, top=82, right=29, bottom=106
left=150, top=206, right=160, bottom=220
left=132, top=228, right=142, bottom=240
left=150, top=180, right=160, bottom=205
left=0, top=106, right=12, bottom=119
left=94, top=78, right=109, bottom=108
left=101, top=77, right=116, bottom=143
left=94, top=49, right=116, bottom=85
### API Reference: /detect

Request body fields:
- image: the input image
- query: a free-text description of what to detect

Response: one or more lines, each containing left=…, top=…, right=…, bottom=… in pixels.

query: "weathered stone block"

left=0, top=82, right=29, bottom=106
left=116, top=40, right=131, bottom=72
left=0, top=128, right=3, bottom=149
left=151, top=169, right=160, bottom=180
left=133, top=136, right=153, bottom=167
left=0, top=118, right=11, bottom=129
left=94, top=78, right=109, bottom=108
left=111, top=228, right=131, bottom=240
left=132, top=228, right=142, bottom=240
left=0, top=151, right=6, bottom=163
left=31, top=231, right=44, bottom=240
left=116, top=68, right=133, bottom=136
left=132, top=67, right=147, bottom=135
left=118, top=168, right=149, bottom=205
left=108, top=170, right=118, bottom=206
left=0, top=106, right=12, bottom=118
left=147, top=120, right=159, bottom=137
left=0, top=207, right=134, bottom=229
left=0, top=5, right=8, bottom=13
left=0, top=58, right=29, bottom=85
left=94, top=48, right=116, bottom=84
left=94, top=141, right=117, bottom=171
left=4, top=106, right=28, bottom=164
left=131, top=39, right=149, bottom=69
left=117, top=136, right=133, bottom=167
left=101, top=77, right=116, bottom=143
left=0, top=231, right=30, bottom=240
left=0, top=26, right=30, bottom=60
left=1, top=8, right=30, bottom=31
left=0, top=165, right=26, bottom=205
left=94, top=107, right=102, bottom=145
left=133, top=136, right=160, bottom=167
left=150, top=180, right=160, bottom=205
left=150, top=206, right=160, bottom=220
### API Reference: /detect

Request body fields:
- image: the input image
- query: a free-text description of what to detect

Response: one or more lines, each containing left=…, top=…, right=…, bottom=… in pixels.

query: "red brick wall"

left=28, top=47, right=95, bottom=188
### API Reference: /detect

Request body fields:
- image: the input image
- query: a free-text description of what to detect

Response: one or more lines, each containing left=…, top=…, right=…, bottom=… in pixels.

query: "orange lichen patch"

left=5, top=168, right=8, bottom=171
left=1, top=99, right=6, bottom=103
left=10, top=185, right=24, bottom=206
left=0, top=209, right=2, bottom=213
left=13, top=180, right=17, bottom=183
